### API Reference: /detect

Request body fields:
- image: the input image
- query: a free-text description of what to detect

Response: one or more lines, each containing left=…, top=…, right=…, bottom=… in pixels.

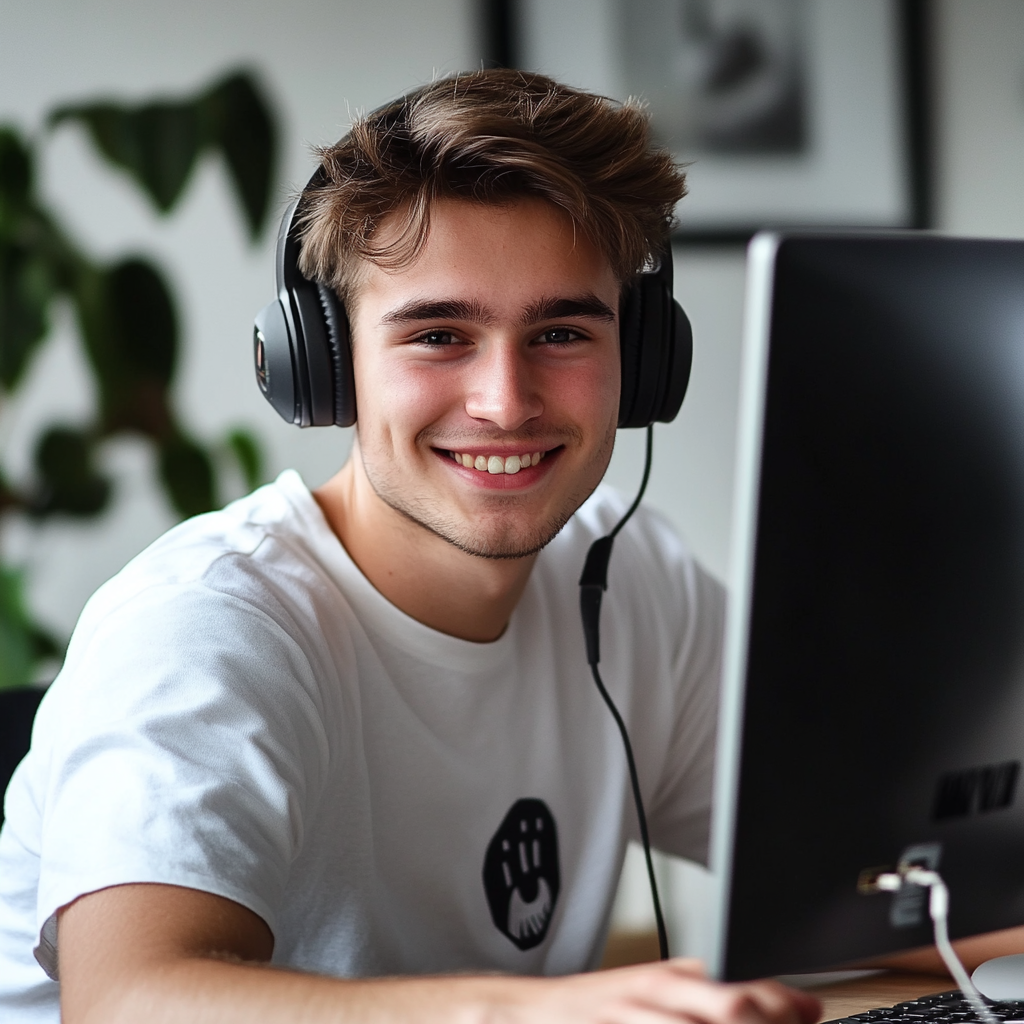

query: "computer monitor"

left=709, top=232, right=1024, bottom=981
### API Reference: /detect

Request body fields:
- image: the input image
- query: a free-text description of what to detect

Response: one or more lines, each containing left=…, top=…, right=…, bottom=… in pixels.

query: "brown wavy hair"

left=296, top=68, right=687, bottom=302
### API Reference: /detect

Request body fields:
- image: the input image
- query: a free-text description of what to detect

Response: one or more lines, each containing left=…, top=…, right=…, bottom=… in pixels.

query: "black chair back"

left=1, top=687, right=44, bottom=825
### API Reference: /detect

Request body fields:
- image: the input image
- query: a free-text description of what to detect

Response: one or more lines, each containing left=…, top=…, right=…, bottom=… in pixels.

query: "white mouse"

left=972, top=953, right=1024, bottom=1002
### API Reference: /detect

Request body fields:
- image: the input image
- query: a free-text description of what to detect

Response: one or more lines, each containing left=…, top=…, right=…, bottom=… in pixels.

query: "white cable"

left=901, top=867, right=999, bottom=1024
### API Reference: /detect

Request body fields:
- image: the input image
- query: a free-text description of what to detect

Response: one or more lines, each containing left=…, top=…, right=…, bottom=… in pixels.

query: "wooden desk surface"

left=810, top=971, right=951, bottom=1022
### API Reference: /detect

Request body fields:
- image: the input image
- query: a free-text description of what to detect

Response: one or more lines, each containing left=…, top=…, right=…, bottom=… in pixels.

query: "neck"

left=313, top=449, right=538, bottom=643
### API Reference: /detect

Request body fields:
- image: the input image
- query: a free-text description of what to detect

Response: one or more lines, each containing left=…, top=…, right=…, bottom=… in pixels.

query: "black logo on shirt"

left=482, top=798, right=560, bottom=950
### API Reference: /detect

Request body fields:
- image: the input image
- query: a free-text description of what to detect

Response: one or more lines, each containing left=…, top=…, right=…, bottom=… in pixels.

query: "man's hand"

left=59, top=882, right=822, bottom=1024
left=504, top=960, right=822, bottom=1024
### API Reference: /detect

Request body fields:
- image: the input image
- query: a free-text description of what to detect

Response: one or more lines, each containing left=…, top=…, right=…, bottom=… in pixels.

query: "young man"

left=0, top=70, right=822, bottom=1023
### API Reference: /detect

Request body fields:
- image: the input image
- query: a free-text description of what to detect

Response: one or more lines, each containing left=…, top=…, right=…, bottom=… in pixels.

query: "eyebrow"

left=380, top=298, right=496, bottom=326
left=521, top=295, right=616, bottom=324
left=378, top=293, right=617, bottom=328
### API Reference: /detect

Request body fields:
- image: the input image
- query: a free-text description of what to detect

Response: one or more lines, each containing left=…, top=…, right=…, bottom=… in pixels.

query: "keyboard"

left=827, top=991, right=1024, bottom=1024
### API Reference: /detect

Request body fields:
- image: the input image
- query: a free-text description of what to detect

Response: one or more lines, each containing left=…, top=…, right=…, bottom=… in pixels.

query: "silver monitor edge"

left=708, top=231, right=780, bottom=980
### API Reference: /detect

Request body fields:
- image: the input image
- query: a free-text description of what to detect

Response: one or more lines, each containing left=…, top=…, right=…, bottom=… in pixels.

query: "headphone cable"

left=578, top=424, right=669, bottom=961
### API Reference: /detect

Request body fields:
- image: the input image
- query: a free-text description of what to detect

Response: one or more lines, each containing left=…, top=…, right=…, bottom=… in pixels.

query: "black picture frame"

left=480, top=0, right=932, bottom=246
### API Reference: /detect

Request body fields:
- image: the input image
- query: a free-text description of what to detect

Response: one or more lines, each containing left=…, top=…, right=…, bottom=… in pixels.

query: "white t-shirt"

left=0, top=470, right=723, bottom=1022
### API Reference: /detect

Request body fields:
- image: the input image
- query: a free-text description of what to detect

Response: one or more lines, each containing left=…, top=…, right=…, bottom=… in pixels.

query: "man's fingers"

left=533, top=962, right=822, bottom=1024
left=680, top=985, right=778, bottom=1024
left=622, top=968, right=820, bottom=1024
left=617, top=972, right=773, bottom=1024
left=606, top=1008, right=705, bottom=1024
left=740, top=981, right=822, bottom=1024
left=668, top=957, right=709, bottom=978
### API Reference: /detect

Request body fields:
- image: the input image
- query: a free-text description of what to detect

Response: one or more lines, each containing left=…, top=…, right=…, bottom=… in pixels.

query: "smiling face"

left=346, top=197, right=622, bottom=560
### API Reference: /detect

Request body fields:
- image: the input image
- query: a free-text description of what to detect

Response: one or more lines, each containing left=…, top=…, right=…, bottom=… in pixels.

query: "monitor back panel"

left=713, top=234, right=1024, bottom=980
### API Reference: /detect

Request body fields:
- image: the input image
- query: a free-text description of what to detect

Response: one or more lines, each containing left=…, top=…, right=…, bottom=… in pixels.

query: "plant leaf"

left=0, top=127, right=32, bottom=224
left=31, top=425, right=111, bottom=518
left=203, top=71, right=277, bottom=240
left=0, top=567, right=37, bottom=691
left=132, top=101, right=203, bottom=211
left=48, top=68, right=276, bottom=235
left=0, top=128, right=63, bottom=390
left=50, top=101, right=202, bottom=213
left=75, top=257, right=177, bottom=435
left=0, top=239, right=56, bottom=389
left=31, top=623, right=64, bottom=662
left=50, top=103, right=141, bottom=185
left=105, top=257, right=177, bottom=384
left=158, top=433, right=215, bottom=518
left=225, top=427, right=264, bottom=491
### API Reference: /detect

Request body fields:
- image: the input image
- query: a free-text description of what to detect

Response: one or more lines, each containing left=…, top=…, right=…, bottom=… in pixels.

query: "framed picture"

left=484, top=0, right=930, bottom=243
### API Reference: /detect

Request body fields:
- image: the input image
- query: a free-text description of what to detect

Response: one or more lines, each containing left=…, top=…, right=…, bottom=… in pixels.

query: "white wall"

left=934, top=0, right=1024, bottom=237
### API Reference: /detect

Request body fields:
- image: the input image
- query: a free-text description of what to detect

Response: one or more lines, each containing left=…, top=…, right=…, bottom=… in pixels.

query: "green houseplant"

left=0, top=68, right=277, bottom=691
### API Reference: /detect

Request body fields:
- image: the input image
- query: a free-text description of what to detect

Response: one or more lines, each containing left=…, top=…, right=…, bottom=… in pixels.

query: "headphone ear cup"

left=259, top=195, right=357, bottom=428
left=317, top=283, right=356, bottom=427
left=618, top=282, right=644, bottom=428
left=617, top=263, right=694, bottom=428
left=618, top=272, right=668, bottom=428
left=656, top=299, right=692, bottom=423
left=290, top=281, right=338, bottom=426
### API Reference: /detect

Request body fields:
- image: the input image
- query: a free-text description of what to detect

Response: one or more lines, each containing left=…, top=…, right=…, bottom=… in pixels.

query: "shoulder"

left=112, top=469, right=327, bottom=582
left=81, top=470, right=339, bottom=630
left=47, top=470, right=353, bottom=726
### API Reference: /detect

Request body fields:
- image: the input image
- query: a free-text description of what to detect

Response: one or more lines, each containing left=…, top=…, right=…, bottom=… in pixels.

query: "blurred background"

left=2, top=0, right=1024, bottom=966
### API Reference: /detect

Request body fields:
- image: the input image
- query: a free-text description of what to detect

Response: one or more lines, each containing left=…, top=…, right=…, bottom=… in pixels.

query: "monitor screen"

left=711, top=233, right=1024, bottom=980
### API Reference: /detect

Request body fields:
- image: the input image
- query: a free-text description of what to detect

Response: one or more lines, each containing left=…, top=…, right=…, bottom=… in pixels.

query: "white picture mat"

left=519, top=0, right=911, bottom=230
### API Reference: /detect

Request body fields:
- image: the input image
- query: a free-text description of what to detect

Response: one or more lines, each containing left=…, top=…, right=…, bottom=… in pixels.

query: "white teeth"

left=452, top=451, right=547, bottom=474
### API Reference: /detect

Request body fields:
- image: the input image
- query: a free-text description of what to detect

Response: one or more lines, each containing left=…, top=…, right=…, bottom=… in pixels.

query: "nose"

left=464, top=340, right=543, bottom=431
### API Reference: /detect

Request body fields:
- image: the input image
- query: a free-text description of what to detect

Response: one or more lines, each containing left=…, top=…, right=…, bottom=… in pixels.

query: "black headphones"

left=253, top=188, right=693, bottom=430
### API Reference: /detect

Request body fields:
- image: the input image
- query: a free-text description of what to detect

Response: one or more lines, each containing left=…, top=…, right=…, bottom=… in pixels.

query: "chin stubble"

left=360, top=424, right=615, bottom=561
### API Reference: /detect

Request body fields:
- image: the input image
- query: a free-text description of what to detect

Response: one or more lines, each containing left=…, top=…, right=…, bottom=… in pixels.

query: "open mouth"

left=446, top=449, right=549, bottom=476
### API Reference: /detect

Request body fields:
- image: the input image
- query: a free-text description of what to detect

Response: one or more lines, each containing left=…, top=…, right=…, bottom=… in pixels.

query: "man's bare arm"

left=863, top=927, right=1024, bottom=977
left=58, top=882, right=823, bottom=1024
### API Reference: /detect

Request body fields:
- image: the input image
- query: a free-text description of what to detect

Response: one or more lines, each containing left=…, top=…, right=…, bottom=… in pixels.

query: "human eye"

left=537, top=326, right=584, bottom=346
left=413, top=329, right=459, bottom=347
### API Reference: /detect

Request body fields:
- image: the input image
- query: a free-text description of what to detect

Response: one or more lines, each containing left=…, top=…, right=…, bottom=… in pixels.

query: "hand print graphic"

left=482, top=798, right=560, bottom=950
